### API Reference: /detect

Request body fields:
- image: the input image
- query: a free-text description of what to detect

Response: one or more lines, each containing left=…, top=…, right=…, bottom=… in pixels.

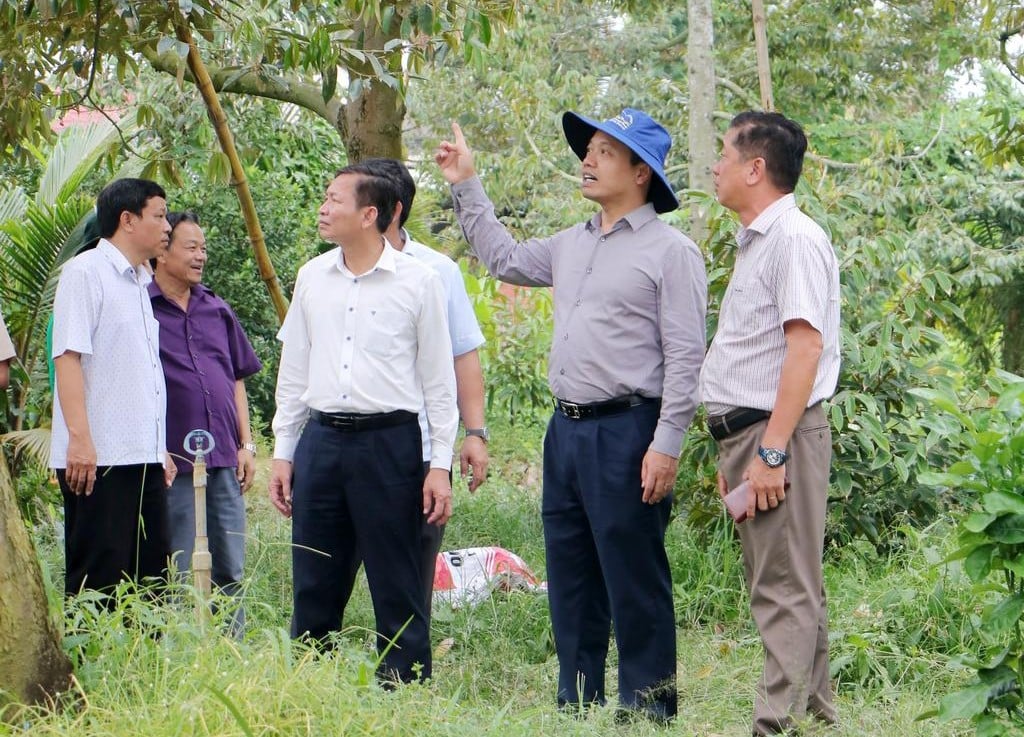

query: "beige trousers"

left=717, top=404, right=836, bottom=735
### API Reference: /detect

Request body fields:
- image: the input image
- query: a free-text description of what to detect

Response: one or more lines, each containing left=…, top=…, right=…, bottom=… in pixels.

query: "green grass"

left=6, top=418, right=977, bottom=736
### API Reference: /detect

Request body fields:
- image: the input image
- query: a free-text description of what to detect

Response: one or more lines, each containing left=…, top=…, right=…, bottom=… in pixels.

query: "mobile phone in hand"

left=723, top=479, right=791, bottom=524
left=723, top=481, right=751, bottom=524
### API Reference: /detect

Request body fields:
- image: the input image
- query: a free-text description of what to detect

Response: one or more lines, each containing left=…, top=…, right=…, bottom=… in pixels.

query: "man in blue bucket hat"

left=437, top=110, right=707, bottom=721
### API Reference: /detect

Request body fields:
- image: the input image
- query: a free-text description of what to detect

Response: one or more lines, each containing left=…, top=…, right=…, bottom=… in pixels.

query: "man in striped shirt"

left=700, top=111, right=840, bottom=736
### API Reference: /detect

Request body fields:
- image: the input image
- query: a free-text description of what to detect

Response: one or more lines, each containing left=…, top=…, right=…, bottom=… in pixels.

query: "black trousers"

left=344, top=463, right=447, bottom=633
left=59, top=463, right=169, bottom=598
left=542, top=402, right=677, bottom=719
left=290, top=417, right=431, bottom=682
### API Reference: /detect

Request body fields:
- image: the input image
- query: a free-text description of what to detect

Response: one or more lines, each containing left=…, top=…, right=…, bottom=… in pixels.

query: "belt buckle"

left=332, top=416, right=357, bottom=430
left=561, top=401, right=582, bottom=420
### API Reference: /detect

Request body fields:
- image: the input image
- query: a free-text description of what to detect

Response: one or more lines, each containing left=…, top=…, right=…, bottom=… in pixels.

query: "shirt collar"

left=147, top=279, right=211, bottom=302
left=98, top=238, right=151, bottom=284
left=585, top=202, right=659, bottom=234
left=737, top=193, right=797, bottom=247
left=332, top=237, right=399, bottom=277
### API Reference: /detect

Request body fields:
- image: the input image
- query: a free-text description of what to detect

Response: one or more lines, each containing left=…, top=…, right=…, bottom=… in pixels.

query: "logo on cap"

left=609, top=112, right=634, bottom=130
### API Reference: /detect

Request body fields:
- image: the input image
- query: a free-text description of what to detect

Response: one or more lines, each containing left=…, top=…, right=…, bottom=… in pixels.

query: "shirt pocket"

left=361, top=308, right=406, bottom=359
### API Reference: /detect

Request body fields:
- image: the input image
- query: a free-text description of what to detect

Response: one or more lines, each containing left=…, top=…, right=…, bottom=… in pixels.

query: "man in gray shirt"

left=436, top=109, right=706, bottom=721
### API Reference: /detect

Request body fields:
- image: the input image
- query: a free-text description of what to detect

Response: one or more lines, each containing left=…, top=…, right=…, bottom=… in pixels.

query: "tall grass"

left=6, top=417, right=977, bottom=735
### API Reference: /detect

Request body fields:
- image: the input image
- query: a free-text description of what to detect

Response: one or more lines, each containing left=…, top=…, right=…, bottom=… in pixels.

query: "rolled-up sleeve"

left=651, top=242, right=707, bottom=456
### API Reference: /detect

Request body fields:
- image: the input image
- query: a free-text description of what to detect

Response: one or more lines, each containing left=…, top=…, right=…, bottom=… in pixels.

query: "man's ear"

left=361, top=205, right=379, bottom=230
left=635, top=162, right=653, bottom=187
left=118, top=209, right=135, bottom=233
left=747, top=157, right=767, bottom=186
left=392, top=201, right=404, bottom=228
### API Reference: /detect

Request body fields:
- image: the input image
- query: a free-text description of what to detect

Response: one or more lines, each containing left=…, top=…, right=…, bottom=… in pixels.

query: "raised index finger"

left=451, top=121, right=466, bottom=147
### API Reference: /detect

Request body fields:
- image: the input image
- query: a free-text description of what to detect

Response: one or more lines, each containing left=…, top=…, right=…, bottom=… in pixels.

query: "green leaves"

left=917, top=376, right=1024, bottom=732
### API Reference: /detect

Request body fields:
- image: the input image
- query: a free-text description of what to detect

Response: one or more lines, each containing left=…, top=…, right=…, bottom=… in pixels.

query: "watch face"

left=760, top=447, right=786, bottom=467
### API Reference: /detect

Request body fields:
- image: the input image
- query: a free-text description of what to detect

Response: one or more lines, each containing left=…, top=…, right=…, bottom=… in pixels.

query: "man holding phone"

left=700, top=112, right=841, bottom=735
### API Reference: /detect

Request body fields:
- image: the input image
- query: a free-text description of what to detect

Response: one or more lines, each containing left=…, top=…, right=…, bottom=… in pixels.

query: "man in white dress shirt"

left=269, top=163, right=457, bottom=683
left=352, top=157, right=488, bottom=622
left=51, top=178, right=176, bottom=599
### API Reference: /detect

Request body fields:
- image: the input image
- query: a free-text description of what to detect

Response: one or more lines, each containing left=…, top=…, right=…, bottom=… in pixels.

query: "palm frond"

left=36, top=111, right=138, bottom=208
left=0, top=187, right=29, bottom=255
left=1, top=427, right=52, bottom=472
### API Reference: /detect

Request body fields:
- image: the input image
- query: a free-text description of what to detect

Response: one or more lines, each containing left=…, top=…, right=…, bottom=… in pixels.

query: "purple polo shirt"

left=149, top=282, right=262, bottom=472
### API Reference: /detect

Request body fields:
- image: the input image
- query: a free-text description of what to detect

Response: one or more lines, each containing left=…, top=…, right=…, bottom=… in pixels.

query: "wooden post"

left=751, top=0, right=775, bottom=111
left=192, top=449, right=212, bottom=619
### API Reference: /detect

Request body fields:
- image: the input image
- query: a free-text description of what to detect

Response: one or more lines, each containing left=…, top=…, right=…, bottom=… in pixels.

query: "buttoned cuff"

left=450, top=176, right=485, bottom=208
left=650, top=425, right=683, bottom=459
left=429, top=444, right=454, bottom=472
left=273, top=435, right=298, bottom=463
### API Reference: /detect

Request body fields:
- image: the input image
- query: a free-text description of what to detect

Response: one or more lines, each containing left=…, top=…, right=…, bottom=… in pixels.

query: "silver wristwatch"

left=465, top=427, right=490, bottom=443
left=241, top=441, right=258, bottom=456
left=758, top=445, right=787, bottom=468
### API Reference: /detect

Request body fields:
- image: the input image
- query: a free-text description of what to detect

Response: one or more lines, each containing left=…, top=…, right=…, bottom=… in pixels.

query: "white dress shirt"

left=272, top=241, right=458, bottom=469
left=400, top=230, right=485, bottom=462
left=50, top=239, right=167, bottom=468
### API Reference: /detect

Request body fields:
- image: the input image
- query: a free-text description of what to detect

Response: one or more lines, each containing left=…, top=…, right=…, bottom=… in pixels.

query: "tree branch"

left=716, top=76, right=761, bottom=109
left=999, top=27, right=1024, bottom=86
left=141, top=46, right=344, bottom=129
left=523, top=129, right=579, bottom=184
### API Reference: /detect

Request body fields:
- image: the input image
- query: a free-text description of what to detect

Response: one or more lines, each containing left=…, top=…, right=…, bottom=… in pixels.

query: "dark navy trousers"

left=290, top=417, right=431, bottom=682
left=542, top=402, right=677, bottom=718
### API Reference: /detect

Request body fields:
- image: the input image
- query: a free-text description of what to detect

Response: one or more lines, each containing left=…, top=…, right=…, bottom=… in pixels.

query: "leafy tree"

left=1, top=0, right=517, bottom=158
left=919, top=373, right=1024, bottom=735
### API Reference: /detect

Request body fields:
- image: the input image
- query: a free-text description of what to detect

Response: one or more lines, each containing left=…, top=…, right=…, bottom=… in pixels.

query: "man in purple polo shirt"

left=149, top=211, right=261, bottom=635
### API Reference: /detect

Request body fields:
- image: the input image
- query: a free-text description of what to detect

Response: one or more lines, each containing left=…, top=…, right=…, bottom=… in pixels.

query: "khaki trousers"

left=717, top=404, right=836, bottom=735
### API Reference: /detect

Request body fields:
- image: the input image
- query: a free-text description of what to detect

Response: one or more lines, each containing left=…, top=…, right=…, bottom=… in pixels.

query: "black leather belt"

left=707, top=407, right=771, bottom=441
left=310, top=409, right=416, bottom=431
left=554, top=394, right=660, bottom=420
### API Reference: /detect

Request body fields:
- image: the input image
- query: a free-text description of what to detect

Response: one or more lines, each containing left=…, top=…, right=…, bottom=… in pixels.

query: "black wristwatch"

left=465, top=427, right=490, bottom=443
left=758, top=445, right=788, bottom=468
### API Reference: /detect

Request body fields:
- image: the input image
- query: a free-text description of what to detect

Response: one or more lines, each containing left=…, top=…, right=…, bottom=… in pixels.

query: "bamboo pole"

left=171, top=13, right=289, bottom=324
left=751, top=0, right=775, bottom=111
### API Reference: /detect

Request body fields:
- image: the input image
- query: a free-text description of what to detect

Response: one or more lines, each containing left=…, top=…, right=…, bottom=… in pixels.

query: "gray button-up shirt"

left=452, top=176, right=707, bottom=456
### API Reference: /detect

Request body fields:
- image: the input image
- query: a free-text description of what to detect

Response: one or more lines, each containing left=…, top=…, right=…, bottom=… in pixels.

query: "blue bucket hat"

left=562, top=107, right=679, bottom=214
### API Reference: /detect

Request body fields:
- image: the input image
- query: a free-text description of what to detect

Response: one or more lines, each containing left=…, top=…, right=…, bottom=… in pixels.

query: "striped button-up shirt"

left=700, top=194, right=840, bottom=415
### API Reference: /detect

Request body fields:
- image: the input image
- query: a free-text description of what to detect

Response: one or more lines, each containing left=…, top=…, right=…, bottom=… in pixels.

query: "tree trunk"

left=339, top=80, right=406, bottom=162
left=751, top=0, right=775, bottom=111
left=0, top=457, right=72, bottom=720
left=1002, top=291, right=1023, bottom=374
left=687, top=0, right=717, bottom=243
left=337, top=17, right=406, bottom=162
left=172, top=15, right=290, bottom=324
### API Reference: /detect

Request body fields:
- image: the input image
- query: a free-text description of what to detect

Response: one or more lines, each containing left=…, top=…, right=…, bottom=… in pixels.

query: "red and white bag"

left=432, top=547, right=546, bottom=608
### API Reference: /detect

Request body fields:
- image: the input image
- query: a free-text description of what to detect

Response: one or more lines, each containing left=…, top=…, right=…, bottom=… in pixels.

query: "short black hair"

left=728, top=111, right=807, bottom=193
left=355, top=158, right=416, bottom=228
left=167, top=210, right=200, bottom=235
left=334, top=163, right=400, bottom=233
left=95, top=178, right=167, bottom=238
